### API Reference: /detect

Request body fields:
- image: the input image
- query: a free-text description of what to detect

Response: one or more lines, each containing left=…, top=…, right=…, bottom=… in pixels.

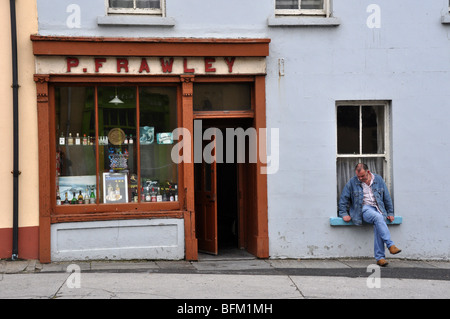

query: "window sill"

left=51, top=210, right=185, bottom=224
left=442, top=14, right=450, bottom=24
left=268, top=16, right=341, bottom=27
left=97, top=15, right=175, bottom=27
left=330, top=216, right=403, bottom=226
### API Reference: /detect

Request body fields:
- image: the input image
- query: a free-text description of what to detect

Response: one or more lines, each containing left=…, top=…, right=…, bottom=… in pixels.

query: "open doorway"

left=194, top=118, right=254, bottom=257
left=217, top=155, right=238, bottom=250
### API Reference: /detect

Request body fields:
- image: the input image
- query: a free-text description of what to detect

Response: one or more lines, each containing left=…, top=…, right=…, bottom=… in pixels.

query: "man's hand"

left=343, top=215, right=351, bottom=222
left=387, top=216, right=395, bottom=222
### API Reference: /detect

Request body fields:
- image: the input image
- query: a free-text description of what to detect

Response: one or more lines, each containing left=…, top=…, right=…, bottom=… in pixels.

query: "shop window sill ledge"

left=330, top=216, right=402, bottom=226
left=97, top=15, right=175, bottom=27
left=268, top=16, right=341, bottom=27
left=442, top=14, right=450, bottom=24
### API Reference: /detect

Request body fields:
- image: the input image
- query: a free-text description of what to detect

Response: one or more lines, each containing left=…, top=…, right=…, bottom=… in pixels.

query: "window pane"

left=276, top=0, right=299, bottom=9
left=56, top=87, right=97, bottom=205
left=98, top=86, right=137, bottom=203
left=139, top=87, right=178, bottom=202
left=136, top=0, right=160, bottom=9
left=301, top=0, right=324, bottom=10
left=337, top=105, right=359, bottom=154
left=109, top=0, right=133, bottom=8
left=193, top=83, right=251, bottom=111
left=362, top=105, right=384, bottom=154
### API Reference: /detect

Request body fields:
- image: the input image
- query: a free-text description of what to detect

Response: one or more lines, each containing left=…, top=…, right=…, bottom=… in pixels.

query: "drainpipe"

left=10, top=0, right=20, bottom=261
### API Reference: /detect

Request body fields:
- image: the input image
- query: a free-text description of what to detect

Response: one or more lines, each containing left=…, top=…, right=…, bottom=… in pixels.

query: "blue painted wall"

left=36, top=0, right=450, bottom=260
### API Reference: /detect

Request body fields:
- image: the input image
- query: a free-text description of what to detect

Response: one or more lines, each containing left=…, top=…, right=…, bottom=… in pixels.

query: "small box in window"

left=156, top=132, right=173, bottom=144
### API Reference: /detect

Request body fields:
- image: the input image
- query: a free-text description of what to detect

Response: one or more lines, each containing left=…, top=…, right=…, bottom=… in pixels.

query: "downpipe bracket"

left=11, top=170, right=21, bottom=177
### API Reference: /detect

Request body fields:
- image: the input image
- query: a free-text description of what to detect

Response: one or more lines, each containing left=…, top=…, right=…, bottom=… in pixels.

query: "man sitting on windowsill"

left=338, top=163, right=402, bottom=266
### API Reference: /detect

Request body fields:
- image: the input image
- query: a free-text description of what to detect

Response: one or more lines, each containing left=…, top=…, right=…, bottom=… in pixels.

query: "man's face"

left=356, top=169, right=370, bottom=184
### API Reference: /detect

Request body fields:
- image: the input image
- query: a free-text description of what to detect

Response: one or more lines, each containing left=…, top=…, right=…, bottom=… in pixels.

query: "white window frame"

left=275, top=0, right=331, bottom=17
left=107, top=0, right=165, bottom=16
left=335, top=101, right=392, bottom=196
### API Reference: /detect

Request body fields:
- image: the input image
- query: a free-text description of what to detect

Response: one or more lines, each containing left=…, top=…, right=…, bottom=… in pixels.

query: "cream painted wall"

left=0, top=1, right=38, bottom=229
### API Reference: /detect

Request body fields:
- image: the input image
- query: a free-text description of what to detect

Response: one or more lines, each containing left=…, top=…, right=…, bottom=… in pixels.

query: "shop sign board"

left=36, top=56, right=266, bottom=75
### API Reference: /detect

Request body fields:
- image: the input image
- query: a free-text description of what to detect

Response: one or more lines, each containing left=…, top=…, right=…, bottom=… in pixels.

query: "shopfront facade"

left=32, top=36, right=270, bottom=262
left=5, top=0, right=449, bottom=262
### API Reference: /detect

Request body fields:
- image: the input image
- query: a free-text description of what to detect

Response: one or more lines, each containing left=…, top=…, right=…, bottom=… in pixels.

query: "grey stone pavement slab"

left=56, top=273, right=302, bottom=299
left=1, top=256, right=449, bottom=299
left=290, top=276, right=450, bottom=299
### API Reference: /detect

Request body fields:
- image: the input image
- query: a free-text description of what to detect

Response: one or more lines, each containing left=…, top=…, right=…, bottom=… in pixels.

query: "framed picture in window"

left=58, top=175, right=96, bottom=202
left=139, top=126, right=154, bottom=145
left=103, top=172, right=128, bottom=203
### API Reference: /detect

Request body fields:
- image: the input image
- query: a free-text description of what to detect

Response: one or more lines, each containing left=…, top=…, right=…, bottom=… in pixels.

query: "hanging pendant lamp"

left=109, top=87, right=124, bottom=105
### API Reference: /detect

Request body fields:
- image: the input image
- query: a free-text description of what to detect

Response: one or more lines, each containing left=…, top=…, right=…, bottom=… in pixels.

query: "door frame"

left=188, top=76, right=269, bottom=258
left=195, top=121, right=252, bottom=254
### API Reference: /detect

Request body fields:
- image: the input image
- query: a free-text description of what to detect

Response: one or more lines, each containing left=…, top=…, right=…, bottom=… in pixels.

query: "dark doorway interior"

left=217, top=159, right=238, bottom=249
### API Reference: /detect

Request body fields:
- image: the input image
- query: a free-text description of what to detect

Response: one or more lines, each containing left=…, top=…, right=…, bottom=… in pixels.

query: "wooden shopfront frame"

left=32, top=36, right=270, bottom=263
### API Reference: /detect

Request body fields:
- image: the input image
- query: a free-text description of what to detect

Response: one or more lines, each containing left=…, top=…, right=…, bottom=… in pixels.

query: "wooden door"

left=194, top=134, right=218, bottom=254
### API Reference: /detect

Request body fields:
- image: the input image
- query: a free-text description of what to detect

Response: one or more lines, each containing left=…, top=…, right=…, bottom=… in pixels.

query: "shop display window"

left=55, top=85, right=178, bottom=206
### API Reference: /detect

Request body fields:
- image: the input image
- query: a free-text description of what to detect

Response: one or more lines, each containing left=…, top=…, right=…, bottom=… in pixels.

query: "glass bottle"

left=84, top=188, right=90, bottom=204
left=67, top=133, right=74, bottom=145
left=89, top=187, right=96, bottom=204
left=162, top=186, right=168, bottom=202
left=77, top=190, right=83, bottom=204
left=145, top=186, right=151, bottom=202
left=71, top=192, right=77, bottom=204
left=82, top=134, right=88, bottom=145
left=75, top=133, right=81, bottom=145
left=156, top=187, right=162, bottom=202
left=169, top=185, right=174, bottom=202
left=59, top=132, right=65, bottom=145
left=63, top=192, right=69, bottom=205
left=56, top=190, right=61, bottom=205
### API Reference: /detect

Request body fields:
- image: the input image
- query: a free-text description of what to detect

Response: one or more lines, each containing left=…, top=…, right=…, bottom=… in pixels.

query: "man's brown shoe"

left=389, top=245, right=402, bottom=254
left=377, top=259, right=389, bottom=267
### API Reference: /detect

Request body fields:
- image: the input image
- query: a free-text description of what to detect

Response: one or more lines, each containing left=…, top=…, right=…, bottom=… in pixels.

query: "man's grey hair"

left=355, top=163, right=369, bottom=172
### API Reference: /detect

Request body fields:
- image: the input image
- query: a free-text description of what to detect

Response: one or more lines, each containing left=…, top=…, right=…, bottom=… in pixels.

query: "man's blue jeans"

left=362, top=205, right=394, bottom=260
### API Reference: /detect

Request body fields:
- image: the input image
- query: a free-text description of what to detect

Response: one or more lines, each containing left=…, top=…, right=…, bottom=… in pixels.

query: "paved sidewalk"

left=2, top=253, right=449, bottom=276
left=1, top=254, right=449, bottom=299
